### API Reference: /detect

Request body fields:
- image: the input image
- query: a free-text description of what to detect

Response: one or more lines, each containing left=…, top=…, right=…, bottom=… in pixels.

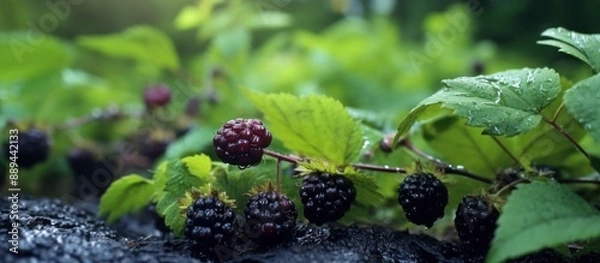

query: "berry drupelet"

left=299, top=172, right=356, bottom=225
left=244, top=190, right=297, bottom=245
left=184, top=195, right=237, bottom=250
left=213, top=118, right=272, bottom=168
left=397, top=173, right=448, bottom=227
left=454, top=195, right=499, bottom=252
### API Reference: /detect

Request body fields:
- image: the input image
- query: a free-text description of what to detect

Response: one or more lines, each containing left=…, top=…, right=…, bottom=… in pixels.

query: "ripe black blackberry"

left=184, top=195, right=236, bottom=249
left=144, top=84, right=172, bottom=109
left=213, top=118, right=272, bottom=168
left=4, top=128, right=51, bottom=168
left=244, top=189, right=297, bottom=245
left=455, top=195, right=499, bottom=252
left=397, top=173, right=448, bottom=227
left=299, top=172, right=356, bottom=225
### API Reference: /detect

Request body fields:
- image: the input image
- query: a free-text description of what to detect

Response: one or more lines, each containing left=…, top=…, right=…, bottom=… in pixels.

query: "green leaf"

left=564, top=74, right=600, bottom=144
left=538, top=27, right=600, bottom=72
left=0, top=32, right=72, bottom=82
left=245, top=90, right=364, bottom=165
left=213, top=166, right=271, bottom=213
left=99, top=174, right=155, bottom=224
left=77, top=25, right=179, bottom=70
left=422, top=116, right=512, bottom=177
left=487, top=181, right=600, bottom=263
left=512, top=77, right=590, bottom=174
left=152, top=161, right=169, bottom=202
left=395, top=68, right=561, bottom=140
left=351, top=173, right=384, bottom=208
left=156, top=155, right=214, bottom=236
left=181, top=154, right=214, bottom=181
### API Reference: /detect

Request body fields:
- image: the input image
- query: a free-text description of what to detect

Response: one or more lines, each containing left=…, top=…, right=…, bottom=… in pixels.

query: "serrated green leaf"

left=487, top=181, right=600, bottom=263
left=156, top=156, right=215, bottom=236
left=182, top=154, right=213, bottom=180
left=99, top=174, right=155, bottom=224
left=351, top=173, right=384, bottom=207
left=537, top=40, right=589, bottom=66
left=214, top=166, right=271, bottom=214
left=152, top=161, right=169, bottom=202
left=538, top=27, right=600, bottom=72
left=564, top=74, right=600, bottom=144
left=396, top=68, right=561, bottom=139
left=245, top=90, right=364, bottom=165
left=0, top=32, right=72, bottom=82
left=77, top=25, right=179, bottom=70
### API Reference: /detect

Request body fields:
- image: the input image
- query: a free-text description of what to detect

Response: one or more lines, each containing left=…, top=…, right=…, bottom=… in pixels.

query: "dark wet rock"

left=1, top=197, right=598, bottom=263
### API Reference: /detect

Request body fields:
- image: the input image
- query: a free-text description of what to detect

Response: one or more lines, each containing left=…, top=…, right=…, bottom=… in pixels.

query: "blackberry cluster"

left=5, top=128, right=51, bottom=168
left=213, top=118, right=272, bottom=168
left=184, top=195, right=236, bottom=249
left=299, top=172, right=356, bottom=225
left=397, top=173, right=448, bottom=227
left=244, top=191, right=297, bottom=245
left=144, top=84, right=172, bottom=109
left=455, top=195, right=499, bottom=252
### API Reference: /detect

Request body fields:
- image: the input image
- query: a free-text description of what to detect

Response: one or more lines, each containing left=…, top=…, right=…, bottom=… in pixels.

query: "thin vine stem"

left=556, top=178, right=600, bottom=185
left=262, top=149, right=493, bottom=184
left=398, top=139, right=444, bottom=165
left=490, top=136, right=522, bottom=166
left=551, top=102, right=565, bottom=122
left=541, top=116, right=589, bottom=158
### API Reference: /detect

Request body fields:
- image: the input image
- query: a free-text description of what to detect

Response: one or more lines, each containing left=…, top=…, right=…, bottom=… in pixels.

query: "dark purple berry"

left=455, top=195, right=499, bottom=252
left=397, top=173, right=448, bottom=227
left=213, top=118, right=272, bottom=168
left=184, top=195, right=236, bottom=249
left=244, top=191, right=297, bottom=245
left=299, top=172, right=356, bottom=225
left=144, top=84, right=171, bottom=109
left=4, top=128, right=51, bottom=168
left=67, top=148, right=98, bottom=177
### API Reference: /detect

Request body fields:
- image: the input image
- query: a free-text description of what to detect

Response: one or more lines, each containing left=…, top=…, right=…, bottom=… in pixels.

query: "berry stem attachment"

left=541, top=116, right=589, bottom=159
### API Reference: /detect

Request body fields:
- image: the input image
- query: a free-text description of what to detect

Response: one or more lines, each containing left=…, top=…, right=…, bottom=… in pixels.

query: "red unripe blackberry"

left=299, top=172, right=356, bottom=225
left=213, top=118, right=272, bottom=168
left=455, top=195, right=499, bottom=252
left=244, top=191, right=297, bottom=245
left=184, top=195, right=236, bottom=249
left=5, top=128, right=51, bottom=168
left=143, top=84, right=171, bottom=109
left=397, top=173, right=448, bottom=227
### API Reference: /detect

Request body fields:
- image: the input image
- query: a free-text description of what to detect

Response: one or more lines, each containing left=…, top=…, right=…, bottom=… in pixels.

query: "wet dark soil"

left=0, top=197, right=593, bottom=263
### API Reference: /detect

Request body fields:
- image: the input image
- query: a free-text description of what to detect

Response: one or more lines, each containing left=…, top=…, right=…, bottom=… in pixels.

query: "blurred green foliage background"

left=1, top=0, right=599, bottom=212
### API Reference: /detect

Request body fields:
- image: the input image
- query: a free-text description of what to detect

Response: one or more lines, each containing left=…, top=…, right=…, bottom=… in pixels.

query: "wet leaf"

left=564, top=74, right=600, bottom=144
left=487, top=181, right=600, bottom=263
left=538, top=27, right=600, bottom=72
left=395, top=68, right=561, bottom=141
